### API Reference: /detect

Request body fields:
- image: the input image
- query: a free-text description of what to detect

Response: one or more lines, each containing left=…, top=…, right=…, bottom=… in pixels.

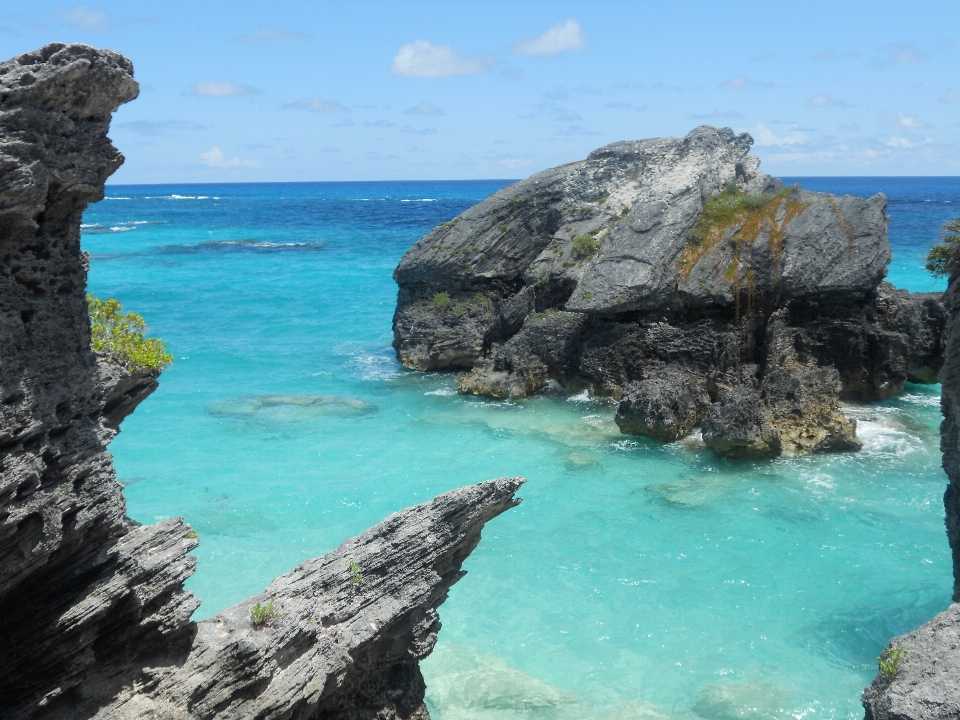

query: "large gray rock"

left=0, top=44, right=525, bottom=720
left=862, top=604, right=960, bottom=720
left=392, top=127, right=945, bottom=460
left=701, top=388, right=781, bottom=459
left=615, top=370, right=710, bottom=442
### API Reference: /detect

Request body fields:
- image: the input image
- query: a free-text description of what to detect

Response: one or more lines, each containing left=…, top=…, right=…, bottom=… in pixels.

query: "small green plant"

left=498, top=223, right=508, bottom=232
left=88, top=294, right=173, bottom=372
left=185, top=529, right=199, bottom=539
left=432, top=291, right=451, bottom=309
left=645, top=338, right=654, bottom=348
left=581, top=292, right=592, bottom=299
left=572, top=233, right=601, bottom=258
left=349, top=560, right=364, bottom=585
left=878, top=647, right=907, bottom=680
left=564, top=226, right=573, bottom=233
left=508, top=198, right=518, bottom=205
left=926, top=216, right=960, bottom=278
left=250, top=598, right=281, bottom=627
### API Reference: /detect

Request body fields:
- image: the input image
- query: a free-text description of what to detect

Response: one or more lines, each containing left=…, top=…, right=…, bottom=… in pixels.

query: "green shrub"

left=878, top=647, right=907, bottom=680
left=88, top=294, right=173, bottom=372
left=498, top=223, right=508, bottom=232
left=432, top=291, right=451, bottom=309
left=250, top=598, right=281, bottom=627
left=572, top=233, right=601, bottom=258
left=926, top=216, right=960, bottom=278
left=349, top=560, right=364, bottom=585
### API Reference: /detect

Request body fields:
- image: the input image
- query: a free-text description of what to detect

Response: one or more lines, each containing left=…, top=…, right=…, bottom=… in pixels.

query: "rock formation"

left=0, top=43, right=524, bottom=720
left=392, top=126, right=945, bottom=458
left=860, top=232, right=960, bottom=719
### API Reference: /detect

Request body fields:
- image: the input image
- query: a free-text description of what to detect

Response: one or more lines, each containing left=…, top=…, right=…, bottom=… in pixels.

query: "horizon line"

left=105, top=174, right=960, bottom=188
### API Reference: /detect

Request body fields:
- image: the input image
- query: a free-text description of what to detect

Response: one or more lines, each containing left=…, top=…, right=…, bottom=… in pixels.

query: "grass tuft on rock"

left=88, top=294, right=173, bottom=372
left=250, top=598, right=281, bottom=628
left=432, top=291, right=451, bottom=309
left=572, top=233, right=601, bottom=258
left=925, top=216, right=960, bottom=278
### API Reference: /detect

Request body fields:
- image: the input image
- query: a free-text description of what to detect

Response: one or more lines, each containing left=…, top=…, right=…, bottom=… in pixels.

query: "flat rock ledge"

left=0, top=43, right=524, bottom=720
left=391, top=126, right=945, bottom=460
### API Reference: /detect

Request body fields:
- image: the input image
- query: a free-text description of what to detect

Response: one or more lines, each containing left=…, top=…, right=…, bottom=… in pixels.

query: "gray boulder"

left=701, top=388, right=782, bottom=459
left=615, top=370, right=711, bottom=442
left=862, top=604, right=960, bottom=720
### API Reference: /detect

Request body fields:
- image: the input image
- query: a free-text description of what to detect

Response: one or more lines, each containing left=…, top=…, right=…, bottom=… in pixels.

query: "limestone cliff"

left=392, top=127, right=945, bottom=459
left=860, top=240, right=960, bottom=719
left=0, top=43, right=524, bottom=720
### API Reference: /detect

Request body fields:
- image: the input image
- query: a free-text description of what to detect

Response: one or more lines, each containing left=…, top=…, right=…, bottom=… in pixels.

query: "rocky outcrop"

left=0, top=43, right=524, bottom=720
left=944, top=277, right=960, bottom=603
left=392, top=126, right=945, bottom=458
left=96, top=359, right=160, bottom=433
left=615, top=370, right=710, bottom=442
left=861, top=241, right=959, bottom=717
left=862, top=604, right=960, bottom=720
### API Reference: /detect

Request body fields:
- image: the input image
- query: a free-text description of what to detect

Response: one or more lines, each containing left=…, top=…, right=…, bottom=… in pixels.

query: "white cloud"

left=886, top=137, right=915, bottom=149
left=284, top=97, right=349, bottom=112
left=401, top=125, right=437, bottom=135
left=201, top=147, right=260, bottom=169
left=808, top=94, right=846, bottom=108
left=391, top=40, right=493, bottom=77
left=752, top=122, right=805, bottom=147
left=405, top=101, right=444, bottom=115
left=941, top=89, right=960, bottom=103
left=896, top=111, right=927, bottom=128
left=811, top=49, right=860, bottom=62
left=877, top=43, right=927, bottom=66
left=57, top=5, right=108, bottom=31
left=721, top=77, right=771, bottom=90
left=237, top=28, right=312, bottom=43
left=512, top=19, right=583, bottom=58
left=192, top=80, right=258, bottom=97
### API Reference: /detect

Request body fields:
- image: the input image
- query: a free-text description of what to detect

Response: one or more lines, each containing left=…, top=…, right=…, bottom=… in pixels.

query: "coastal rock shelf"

left=392, top=126, right=946, bottom=459
left=0, top=43, right=523, bottom=720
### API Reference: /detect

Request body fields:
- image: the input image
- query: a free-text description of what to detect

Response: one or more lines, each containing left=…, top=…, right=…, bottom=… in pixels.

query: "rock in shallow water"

left=393, top=126, right=945, bottom=459
left=615, top=370, right=710, bottom=442
left=209, top=394, right=378, bottom=420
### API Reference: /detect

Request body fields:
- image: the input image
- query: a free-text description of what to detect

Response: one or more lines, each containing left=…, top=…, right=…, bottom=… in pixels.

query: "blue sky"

left=1, top=1, right=958, bottom=182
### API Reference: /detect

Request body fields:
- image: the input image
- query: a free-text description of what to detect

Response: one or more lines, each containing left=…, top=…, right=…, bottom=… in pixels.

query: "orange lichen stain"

left=677, top=188, right=811, bottom=315
left=827, top=197, right=854, bottom=259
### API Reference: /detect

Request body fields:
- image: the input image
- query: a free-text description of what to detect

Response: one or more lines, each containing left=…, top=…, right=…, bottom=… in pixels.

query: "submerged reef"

left=392, top=126, right=946, bottom=459
left=0, top=43, right=523, bottom=719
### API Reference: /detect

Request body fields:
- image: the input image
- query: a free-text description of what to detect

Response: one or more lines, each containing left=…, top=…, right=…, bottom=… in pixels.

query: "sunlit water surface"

left=83, top=177, right=960, bottom=719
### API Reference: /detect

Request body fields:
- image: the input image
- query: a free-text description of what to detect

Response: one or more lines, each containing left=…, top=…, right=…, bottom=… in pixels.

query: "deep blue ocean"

left=83, top=177, right=960, bottom=719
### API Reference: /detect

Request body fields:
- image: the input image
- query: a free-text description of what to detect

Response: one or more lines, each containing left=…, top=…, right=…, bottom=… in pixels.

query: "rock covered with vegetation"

left=0, top=43, right=523, bottom=720
left=392, top=126, right=945, bottom=459
left=89, top=294, right=173, bottom=435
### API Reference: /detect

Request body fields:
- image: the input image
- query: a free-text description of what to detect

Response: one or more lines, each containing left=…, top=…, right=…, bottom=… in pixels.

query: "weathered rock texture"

left=940, top=275, right=960, bottom=604
left=0, top=43, right=524, bottom=720
left=392, top=126, right=945, bottom=458
left=862, top=604, right=960, bottom=720
left=861, top=240, right=960, bottom=718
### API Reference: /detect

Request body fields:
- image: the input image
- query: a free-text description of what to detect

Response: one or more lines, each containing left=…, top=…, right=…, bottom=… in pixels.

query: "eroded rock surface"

left=392, top=126, right=945, bottom=458
left=862, top=604, right=960, bottom=720
left=0, top=43, right=524, bottom=720
left=861, top=242, right=960, bottom=718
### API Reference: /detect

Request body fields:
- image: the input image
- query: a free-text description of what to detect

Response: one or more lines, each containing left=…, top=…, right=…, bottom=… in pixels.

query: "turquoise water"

left=84, top=178, right=960, bottom=719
